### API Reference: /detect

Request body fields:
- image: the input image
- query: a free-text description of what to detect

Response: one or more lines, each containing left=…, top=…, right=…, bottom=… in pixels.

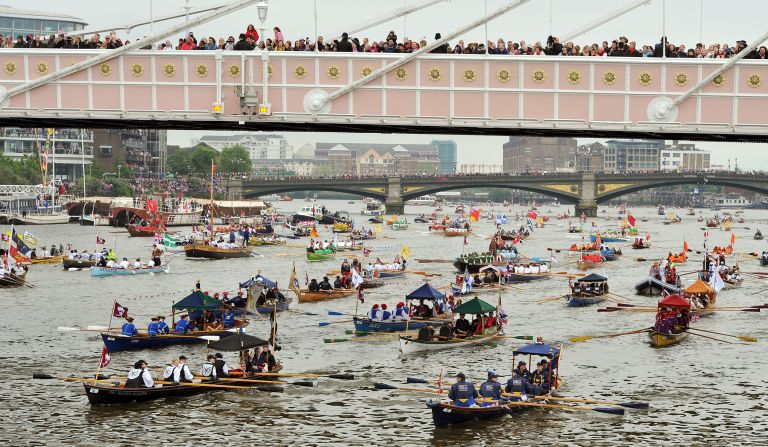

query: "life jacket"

left=214, top=359, right=229, bottom=377
left=125, top=368, right=149, bottom=388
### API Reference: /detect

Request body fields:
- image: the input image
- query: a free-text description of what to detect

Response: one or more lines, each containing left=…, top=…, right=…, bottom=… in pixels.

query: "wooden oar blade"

left=319, top=322, right=333, bottom=327
left=85, top=325, right=110, bottom=331
left=593, top=407, right=626, bottom=415
left=570, top=336, right=594, bottom=343
left=328, top=311, right=347, bottom=316
left=618, top=401, right=650, bottom=409
left=597, top=308, right=619, bottom=313
left=323, top=338, right=349, bottom=343
left=374, top=382, right=398, bottom=390
left=32, top=373, right=55, bottom=379
left=57, top=327, right=80, bottom=331
left=290, top=380, right=317, bottom=387
left=406, top=377, right=430, bottom=384
left=328, top=373, right=355, bottom=380
left=198, top=336, right=221, bottom=341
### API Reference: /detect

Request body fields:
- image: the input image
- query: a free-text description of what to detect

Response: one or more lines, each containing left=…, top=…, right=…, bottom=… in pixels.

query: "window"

left=60, top=22, right=75, bottom=32
left=13, top=18, right=39, bottom=33
left=42, top=20, right=58, bottom=34
left=99, top=146, right=112, bottom=157
left=0, top=18, right=12, bottom=29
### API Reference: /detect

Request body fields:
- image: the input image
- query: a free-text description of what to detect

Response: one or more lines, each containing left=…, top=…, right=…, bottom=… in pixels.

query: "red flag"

left=627, top=214, right=636, bottom=227
left=646, top=232, right=651, bottom=241
left=683, top=240, right=689, bottom=252
left=113, top=302, right=128, bottom=319
left=730, top=232, right=736, bottom=246
left=98, top=346, right=112, bottom=368
left=304, top=273, right=309, bottom=286
left=357, top=287, right=365, bottom=304
left=363, top=247, right=371, bottom=257
left=704, top=230, right=709, bottom=239
left=211, top=162, right=217, bottom=174
left=527, top=211, right=538, bottom=220
left=96, top=235, right=106, bottom=245
left=595, top=231, right=602, bottom=246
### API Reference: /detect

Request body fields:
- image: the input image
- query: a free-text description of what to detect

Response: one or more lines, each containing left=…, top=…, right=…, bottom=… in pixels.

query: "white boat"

left=398, top=327, right=500, bottom=355
left=407, top=195, right=437, bottom=206
left=361, top=201, right=385, bottom=216
left=80, top=214, right=111, bottom=226
left=260, top=194, right=281, bottom=202
left=4, top=211, right=70, bottom=225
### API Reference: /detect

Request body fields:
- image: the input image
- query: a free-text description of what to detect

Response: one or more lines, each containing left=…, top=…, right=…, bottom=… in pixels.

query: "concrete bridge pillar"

left=575, top=173, right=598, bottom=217
left=385, top=176, right=405, bottom=215
left=223, top=178, right=244, bottom=200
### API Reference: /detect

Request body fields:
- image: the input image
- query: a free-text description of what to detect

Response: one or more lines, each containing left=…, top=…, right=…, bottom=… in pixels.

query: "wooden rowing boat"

left=184, top=243, right=253, bottom=259
left=100, top=328, right=237, bottom=352
left=306, top=250, right=336, bottom=262
left=83, top=373, right=275, bottom=405
left=353, top=317, right=428, bottom=333
left=126, top=224, right=158, bottom=237
left=399, top=326, right=500, bottom=355
left=634, top=277, right=682, bottom=296
left=30, top=255, right=66, bottom=264
left=63, top=259, right=97, bottom=270
left=91, top=264, right=170, bottom=277
left=648, top=329, right=689, bottom=348
left=444, top=229, right=471, bottom=237
left=0, top=270, right=27, bottom=288
left=297, top=288, right=355, bottom=303
left=566, top=293, right=607, bottom=307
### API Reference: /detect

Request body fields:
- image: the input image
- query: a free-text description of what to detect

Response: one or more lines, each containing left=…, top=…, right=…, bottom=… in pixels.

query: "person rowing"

left=156, top=316, right=170, bottom=334
left=162, top=358, right=180, bottom=384
left=174, top=314, right=191, bottom=334
left=147, top=317, right=159, bottom=336
left=448, top=372, right=478, bottom=407
left=121, top=317, right=138, bottom=336
left=214, top=353, right=230, bottom=378
left=504, top=369, right=533, bottom=397
left=479, top=369, right=503, bottom=405
left=201, top=354, right=218, bottom=381
left=125, top=360, right=154, bottom=388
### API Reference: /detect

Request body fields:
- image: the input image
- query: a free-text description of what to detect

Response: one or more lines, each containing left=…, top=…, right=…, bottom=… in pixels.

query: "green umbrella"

left=453, top=297, right=497, bottom=315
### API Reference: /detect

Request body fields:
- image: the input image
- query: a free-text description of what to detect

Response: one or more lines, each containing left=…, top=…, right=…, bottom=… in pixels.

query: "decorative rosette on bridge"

left=303, top=89, right=331, bottom=114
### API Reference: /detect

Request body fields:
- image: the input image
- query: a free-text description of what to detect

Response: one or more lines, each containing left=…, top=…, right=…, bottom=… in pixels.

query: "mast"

left=209, top=159, right=215, bottom=237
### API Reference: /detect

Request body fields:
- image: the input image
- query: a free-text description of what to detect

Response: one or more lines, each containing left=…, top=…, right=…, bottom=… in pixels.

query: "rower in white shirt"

left=163, top=358, right=180, bottom=383
left=523, top=265, right=531, bottom=274
left=134, top=258, right=142, bottom=269
left=530, top=264, right=540, bottom=274
left=119, top=258, right=130, bottom=269
left=106, top=260, right=117, bottom=268
left=125, top=360, right=154, bottom=388
left=540, top=263, right=548, bottom=273
left=201, top=354, right=217, bottom=380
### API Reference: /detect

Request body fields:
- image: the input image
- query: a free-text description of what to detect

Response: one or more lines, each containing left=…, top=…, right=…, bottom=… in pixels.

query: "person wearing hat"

left=174, top=314, right=191, bottom=334
left=121, top=317, right=138, bottom=336
left=125, top=360, right=154, bottom=388
left=515, top=361, right=532, bottom=381
left=256, top=344, right=279, bottom=372
left=479, top=369, right=503, bottom=403
left=393, top=302, right=409, bottom=321
left=380, top=304, right=391, bottom=321
left=368, top=304, right=380, bottom=321
left=157, top=316, right=170, bottom=334
left=147, top=317, right=160, bottom=337
left=448, top=372, right=478, bottom=407
left=318, top=276, right=333, bottom=291
left=201, top=354, right=218, bottom=380
left=417, top=323, right=435, bottom=342
left=177, top=355, right=194, bottom=383
left=333, top=275, right=344, bottom=289
left=530, top=361, right=550, bottom=395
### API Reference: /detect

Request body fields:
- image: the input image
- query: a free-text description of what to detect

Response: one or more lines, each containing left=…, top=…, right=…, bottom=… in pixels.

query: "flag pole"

left=94, top=351, right=103, bottom=381
left=107, top=299, right=116, bottom=332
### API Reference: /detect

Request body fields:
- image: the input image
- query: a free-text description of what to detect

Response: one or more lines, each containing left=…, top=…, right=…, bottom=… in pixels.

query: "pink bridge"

left=0, top=49, right=767, bottom=140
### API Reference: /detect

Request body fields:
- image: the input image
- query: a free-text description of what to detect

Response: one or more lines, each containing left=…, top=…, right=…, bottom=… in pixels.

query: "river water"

left=1, top=201, right=766, bottom=446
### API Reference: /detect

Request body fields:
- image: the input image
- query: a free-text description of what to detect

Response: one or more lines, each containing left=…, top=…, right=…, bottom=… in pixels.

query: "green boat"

left=306, top=248, right=336, bottom=262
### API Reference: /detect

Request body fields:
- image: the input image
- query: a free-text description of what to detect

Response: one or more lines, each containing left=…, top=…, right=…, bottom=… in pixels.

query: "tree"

left=168, top=150, right=192, bottom=175
left=219, top=145, right=252, bottom=174
left=76, top=175, right=105, bottom=196
left=189, top=146, right=220, bottom=174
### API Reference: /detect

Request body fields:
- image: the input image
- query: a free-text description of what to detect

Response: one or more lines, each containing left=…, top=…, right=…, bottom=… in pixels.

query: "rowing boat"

left=399, top=326, right=500, bottom=355
left=297, top=288, right=355, bottom=303
left=91, top=264, right=170, bottom=277
left=100, top=329, right=234, bottom=352
left=30, top=255, right=66, bottom=264
left=63, top=259, right=96, bottom=270
left=634, top=277, right=682, bottom=296
left=648, top=329, right=689, bottom=347
left=566, top=294, right=607, bottom=307
left=184, top=243, right=253, bottom=259
left=376, top=269, right=405, bottom=278
left=353, top=317, right=428, bottom=333
left=126, top=224, right=158, bottom=237
left=0, top=270, right=27, bottom=288
left=444, top=229, right=471, bottom=237
left=306, top=250, right=336, bottom=262
left=82, top=373, right=274, bottom=405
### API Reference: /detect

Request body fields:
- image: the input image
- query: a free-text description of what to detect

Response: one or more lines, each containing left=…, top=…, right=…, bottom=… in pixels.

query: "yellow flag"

left=401, top=244, right=412, bottom=258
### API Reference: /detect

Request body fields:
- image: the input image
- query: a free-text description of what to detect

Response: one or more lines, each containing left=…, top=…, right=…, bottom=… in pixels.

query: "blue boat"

left=353, top=317, right=428, bottom=333
left=91, top=264, right=169, bottom=277
left=377, top=270, right=405, bottom=279
left=567, top=273, right=609, bottom=307
left=590, top=234, right=628, bottom=243
left=100, top=331, right=235, bottom=352
left=566, top=294, right=608, bottom=307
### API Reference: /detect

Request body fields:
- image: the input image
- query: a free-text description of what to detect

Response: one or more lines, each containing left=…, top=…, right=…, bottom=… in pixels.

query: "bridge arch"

left=241, top=185, right=387, bottom=201
left=596, top=176, right=768, bottom=203
left=401, top=183, right=580, bottom=204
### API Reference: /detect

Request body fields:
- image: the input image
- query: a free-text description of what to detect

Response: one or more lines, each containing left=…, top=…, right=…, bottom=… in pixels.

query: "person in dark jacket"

left=337, top=32, right=353, bottom=52
left=430, top=33, right=449, bottom=54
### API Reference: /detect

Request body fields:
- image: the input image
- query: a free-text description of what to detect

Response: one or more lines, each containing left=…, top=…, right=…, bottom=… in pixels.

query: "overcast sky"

left=8, top=0, right=768, bottom=168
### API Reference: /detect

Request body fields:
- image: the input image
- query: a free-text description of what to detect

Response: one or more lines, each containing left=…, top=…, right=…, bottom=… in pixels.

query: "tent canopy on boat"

left=513, top=343, right=561, bottom=359
left=579, top=273, right=608, bottom=282
left=240, top=274, right=277, bottom=290
left=172, top=291, right=224, bottom=311
left=406, top=283, right=446, bottom=301
left=657, top=294, right=690, bottom=309
left=684, top=279, right=714, bottom=295
left=207, top=332, right=269, bottom=352
left=453, top=297, right=496, bottom=315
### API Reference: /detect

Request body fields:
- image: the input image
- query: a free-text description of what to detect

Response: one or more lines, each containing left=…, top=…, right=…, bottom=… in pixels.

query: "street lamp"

left=257, top=0, right=269, bottom=45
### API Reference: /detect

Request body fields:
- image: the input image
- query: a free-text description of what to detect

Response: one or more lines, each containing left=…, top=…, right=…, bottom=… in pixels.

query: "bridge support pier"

left=223, top=178, right=243, bottom=200
left=385, top=176, right=405, bottom=215
left=576, top=172, right=598, bottom=217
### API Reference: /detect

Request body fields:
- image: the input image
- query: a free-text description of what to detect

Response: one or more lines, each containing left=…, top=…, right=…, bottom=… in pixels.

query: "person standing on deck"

left=152, top=244, right=163, bottom=267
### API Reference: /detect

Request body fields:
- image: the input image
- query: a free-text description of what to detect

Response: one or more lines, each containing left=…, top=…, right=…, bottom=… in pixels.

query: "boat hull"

left=306, top=252, right=336, bottom=262
left=566, top=294, right=607, bottom=307
left=0, top=272, right=26, bottom=287
left=184, top=245, right=253, bottom=259
left=100, top=330, right=232, bottom=352
left=298, top=289, right=355, bottom=303
left=126, top=225, right=158, bottom=237
left=353, top=317, right=427, bottom=333
left=5, top=212, right=70, bottom=225
left=427, top=400, right=511, bottom=427
left=30, top=255, right=66, bottom=264
left=399, top=328, right=500, bottom=355
left=91, top=265, right=169, bottom=277
left=648, top=330, right=689, bottom=348
left=634, top=277, right=682, bottom=296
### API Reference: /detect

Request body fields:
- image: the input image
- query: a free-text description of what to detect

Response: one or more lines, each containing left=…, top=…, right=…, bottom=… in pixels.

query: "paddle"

left=498, top=397, right=625, bottom=415
left=531, top=395, right=649, bottom=409
left=154, top=380, right=281, bottom=391
left=687, top=328, right=757, bottom=343
left=684, top=330, right=734, bottom=344
left=324, top=334, right=401, bottom=343
left=319, top=319, right=354, bottom=327
left=571, top=328, right=651, bottom=343
left=215, top=377, right=317, bottom=387
left=230, top=371, right=355, bottom=380
left=373, top=383, right=439, bottom=394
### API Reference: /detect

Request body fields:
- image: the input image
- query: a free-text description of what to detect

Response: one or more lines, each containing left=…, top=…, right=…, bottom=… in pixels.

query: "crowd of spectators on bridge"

left=2, top=24, right=767, bottom=60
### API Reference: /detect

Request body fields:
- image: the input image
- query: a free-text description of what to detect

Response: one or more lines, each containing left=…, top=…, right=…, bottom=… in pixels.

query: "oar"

left=230, top=371, right=355, bottom=380
left=684, top=330, right=734, bottom=344
left=687, top=328, right=756, bottom=343
left=154, top=380, right=277, bottom=390
left=373, top=383, right=439, bottom=394
left=499, top=398, right=625, bottom=415
left=214, top=377, right=317, bottom=387
left=324, top=334, right=401, bottom=343
left=319, top=319, right=354, bottom=327
left=571, top=328, right=651, bottom=343
left=531, top=395, right=649, bottom=409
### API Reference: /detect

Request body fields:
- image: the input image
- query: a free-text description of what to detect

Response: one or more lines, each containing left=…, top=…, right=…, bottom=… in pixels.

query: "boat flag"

left=98, top=346, right=112, bottom=369
left=646, top=232, right=651, bottom=241
left=162, top=234, right=177, bottom=248
left=289, top=263, right=301, bottom=295
left=10, top=229, right=31, bottom=264
left=112, top=302, right=128, bottom=319
left=96, top=235, right=106, bottom=245
left=357, top=286, right=365, bottom=304
left=550, top=253, right=558, bottom=264
left=469, top=209, right=480, bottom=222
left=351, top=268, right=364, bottom=289
left=683, top=240, right=689, bottom=252
left=730, top=232, right=736, bottom=246
left=627, top=214, right=636, bottom=227
left=304, top=272, right=309, bottom=286
left=527, top=210, right=538, bottom=220
left=709, top=270, right=725, bottom=293
left=310, top=228, right=319, bottom=238
left=401, top=245, right=412, bottom=259
left=363, top=247, right=371, bottom=257
left=595, top=231, right=602, bottom=247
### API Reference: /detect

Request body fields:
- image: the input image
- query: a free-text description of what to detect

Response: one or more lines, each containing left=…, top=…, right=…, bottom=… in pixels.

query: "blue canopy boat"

left=91, top=264, right=169, bottom=277
left=566, top=273, right=609, bottom=307
left=100, top=291, right=240, bottom=351
left=427, top=343, right=563, bottom=427
left=352, top=284, right=446, bottom=334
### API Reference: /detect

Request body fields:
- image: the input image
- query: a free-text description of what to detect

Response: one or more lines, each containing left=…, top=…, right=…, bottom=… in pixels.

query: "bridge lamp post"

left=257, top=0, right=269, bottom=46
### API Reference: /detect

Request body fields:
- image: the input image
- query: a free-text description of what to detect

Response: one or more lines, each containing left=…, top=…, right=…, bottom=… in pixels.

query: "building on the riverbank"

left=604, top=140, right=662, bottom=172
left=93, top=130, right=167, bottom=177
left=431, top=139, right=457, bottom=174
left=315, top=142, right=441, bottom=176
left=660, top=141, right=711, bottom=171
left=0, top=6, right=87, bottom=37
left=0, top=128, right=93, bottom=181
left=193, top=134, right=294, bottom=161
left=502, top=136, right=578, bottom=173
left=574, top=142, right=606, bottom=172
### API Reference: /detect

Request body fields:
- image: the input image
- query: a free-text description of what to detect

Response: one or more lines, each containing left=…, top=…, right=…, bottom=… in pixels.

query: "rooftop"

left=0, top=6, right=87, bottom=24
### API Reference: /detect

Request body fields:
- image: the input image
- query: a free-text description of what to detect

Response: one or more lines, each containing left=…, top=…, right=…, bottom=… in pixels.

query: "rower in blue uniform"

left=157, top=316, right=170, bottom=334
left=380, top=304, right=391, bottom=321
left=121, top=317, right=138, bottom=336
left=174, top=314, right=191, bottom=333
left=515, top=361, right=532, bottom=381
left=479, top=369, right=503, bottom=405
left=125, top=360, right=154, bottom=388
left=147, top=317, right=159, bottom=336
left=505, top=369, right=533, bottom=396
left=530, top=361, right=550, bottom=395
left=448, top=372, right=478, bottom=407
left=222, top=309, right=236, bottom=328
